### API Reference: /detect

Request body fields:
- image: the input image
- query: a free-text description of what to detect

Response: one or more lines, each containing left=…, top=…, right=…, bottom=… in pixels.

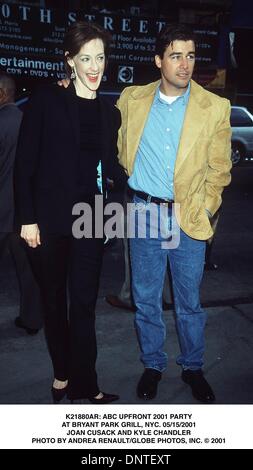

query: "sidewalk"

left=0, top=236, right=253, bottom=405
left=1, top=166, right=253, bottom=405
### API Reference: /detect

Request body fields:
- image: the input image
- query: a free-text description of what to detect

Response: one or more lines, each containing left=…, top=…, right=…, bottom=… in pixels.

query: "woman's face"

left=67, top=38, right=105, bottom=96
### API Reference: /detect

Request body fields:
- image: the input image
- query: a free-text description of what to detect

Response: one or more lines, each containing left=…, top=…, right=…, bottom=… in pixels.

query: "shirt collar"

left=154, top=81, right=191, bottom=106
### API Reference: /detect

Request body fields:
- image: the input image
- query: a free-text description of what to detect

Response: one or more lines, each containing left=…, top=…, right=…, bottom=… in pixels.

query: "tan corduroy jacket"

left=116, top=79, right=232, bottom=240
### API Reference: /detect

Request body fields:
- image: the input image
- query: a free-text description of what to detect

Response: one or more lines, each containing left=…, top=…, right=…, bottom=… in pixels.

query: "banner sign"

left=0, top=3, right=218, bottom=91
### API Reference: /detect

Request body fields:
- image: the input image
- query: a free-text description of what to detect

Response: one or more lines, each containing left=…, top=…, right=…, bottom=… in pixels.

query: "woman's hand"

left=21, top=224, right=41, bottom=248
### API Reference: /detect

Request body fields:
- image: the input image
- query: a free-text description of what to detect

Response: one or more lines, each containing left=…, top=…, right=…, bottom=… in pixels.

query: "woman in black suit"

left=15, top=21, right=126, bottom=403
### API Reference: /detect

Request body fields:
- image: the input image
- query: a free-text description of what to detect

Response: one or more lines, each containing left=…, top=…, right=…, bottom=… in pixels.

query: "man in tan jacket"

left=117, top=23, right=231, bottom=403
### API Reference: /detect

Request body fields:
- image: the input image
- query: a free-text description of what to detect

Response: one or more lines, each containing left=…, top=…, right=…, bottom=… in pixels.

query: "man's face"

left=155, top=40, right=195, bottom=96
left=66, top=38, right=105, bottom=96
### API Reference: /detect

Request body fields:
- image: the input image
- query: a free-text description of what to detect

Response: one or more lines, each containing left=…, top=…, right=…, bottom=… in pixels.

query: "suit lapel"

left=175, top=81, right=210, bottom=175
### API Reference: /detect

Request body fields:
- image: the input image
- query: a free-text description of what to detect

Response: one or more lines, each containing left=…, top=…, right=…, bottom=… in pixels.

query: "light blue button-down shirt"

left=128, top=82, right=190, bottom=199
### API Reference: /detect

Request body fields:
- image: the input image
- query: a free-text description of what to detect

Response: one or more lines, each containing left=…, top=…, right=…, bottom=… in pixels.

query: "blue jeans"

left=129, top=195, right=206, bottom=372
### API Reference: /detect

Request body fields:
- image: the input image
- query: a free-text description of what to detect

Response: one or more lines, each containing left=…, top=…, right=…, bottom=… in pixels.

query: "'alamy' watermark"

left=72, top=195, right=181, bottom=249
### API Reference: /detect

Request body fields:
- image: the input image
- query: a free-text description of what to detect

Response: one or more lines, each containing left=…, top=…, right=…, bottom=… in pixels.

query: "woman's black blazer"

left=15, top=83, right=127, bottom=234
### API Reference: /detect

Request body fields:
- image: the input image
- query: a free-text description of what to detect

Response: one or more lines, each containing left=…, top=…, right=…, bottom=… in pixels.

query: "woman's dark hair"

left=155, top=23, right=196, bottom=59
left=64, top=20, right=112, bottom=77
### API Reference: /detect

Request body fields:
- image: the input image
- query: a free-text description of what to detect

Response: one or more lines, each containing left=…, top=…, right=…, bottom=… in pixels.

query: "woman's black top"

left=76, top=95, right=101, bottom=200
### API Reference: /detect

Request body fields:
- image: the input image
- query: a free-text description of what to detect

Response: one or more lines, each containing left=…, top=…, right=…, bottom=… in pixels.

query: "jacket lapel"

left=98, top=95, right=110, bottom=166
left=175, top=80, right=211, bottom=175
left=63, top=82, right=80, bottom=147
left=126, top=81, right=158, bottom=163
left=127, top=97, right=154, bottom=163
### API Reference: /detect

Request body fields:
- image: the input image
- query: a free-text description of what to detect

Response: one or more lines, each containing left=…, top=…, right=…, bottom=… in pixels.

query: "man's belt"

left=128, top=187, right=174, bottom=206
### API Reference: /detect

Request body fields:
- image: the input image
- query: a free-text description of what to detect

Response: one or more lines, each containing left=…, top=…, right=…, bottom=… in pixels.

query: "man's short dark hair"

left=155, top=23, right=196, bottom=59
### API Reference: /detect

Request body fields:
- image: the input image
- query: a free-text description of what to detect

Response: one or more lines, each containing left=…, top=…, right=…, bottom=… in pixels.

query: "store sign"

left=0, top=3, right=218, bottom=89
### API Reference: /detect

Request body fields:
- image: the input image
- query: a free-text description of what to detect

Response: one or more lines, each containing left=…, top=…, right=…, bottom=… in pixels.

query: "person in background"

left=0, top=72, right=43, bottom=336
left=204, top=211, right=220, bottom=270
left=15, top=21, right=127, bottom=403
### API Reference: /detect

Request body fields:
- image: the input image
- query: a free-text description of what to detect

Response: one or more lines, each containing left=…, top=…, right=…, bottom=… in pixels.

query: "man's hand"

left=21, top=224, right=41, bottom=248
left=57, top=78, right=70, bottom=88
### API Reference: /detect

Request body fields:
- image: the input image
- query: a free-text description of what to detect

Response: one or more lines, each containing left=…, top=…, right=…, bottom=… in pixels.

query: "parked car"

left=231, top=106, right=253, bottom=165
